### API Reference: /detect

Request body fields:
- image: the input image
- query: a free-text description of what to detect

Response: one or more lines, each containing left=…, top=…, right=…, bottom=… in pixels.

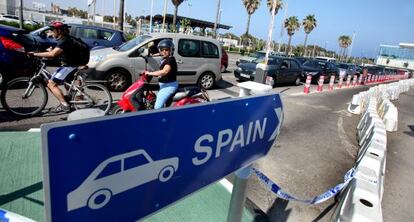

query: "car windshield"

left=116, top=35, right=151, bottom=52
left=337, top=64, right=349, bottom=69
left=249, top=52, right=265, bottom=58
left=252, top=56, right=280, bottom=64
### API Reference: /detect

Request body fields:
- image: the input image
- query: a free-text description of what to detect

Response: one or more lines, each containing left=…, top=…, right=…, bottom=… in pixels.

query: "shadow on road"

left=216, top=79, right=234, bottom=89
left=267, top=198, right=291, bottom=221
left=404, top=125, right=414, bottom=137
left=0, top=181, right=43, bottom=206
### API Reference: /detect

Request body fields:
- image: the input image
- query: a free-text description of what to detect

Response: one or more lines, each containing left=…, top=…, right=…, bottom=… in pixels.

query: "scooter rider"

left=144, top=39, right=179, bottom=109
left=28, top=21, right=80, bottom=113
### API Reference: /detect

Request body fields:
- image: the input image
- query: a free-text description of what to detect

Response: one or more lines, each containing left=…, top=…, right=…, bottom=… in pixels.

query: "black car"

left=234, top=56, right=303, bottom=87
left=302, top=59, right=338, bottom=83
left=336, top=63, right=358, bottom=80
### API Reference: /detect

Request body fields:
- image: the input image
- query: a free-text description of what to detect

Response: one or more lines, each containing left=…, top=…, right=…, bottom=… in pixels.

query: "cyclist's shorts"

left=50, top=66, right=77, bottom=84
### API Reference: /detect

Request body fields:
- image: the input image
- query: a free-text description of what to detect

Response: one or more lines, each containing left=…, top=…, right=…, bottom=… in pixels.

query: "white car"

left=67, top=149, right=179, bottom=211
left=86, top=33, right=222, bottom=91
left=0, top=15, right=38, bottom=26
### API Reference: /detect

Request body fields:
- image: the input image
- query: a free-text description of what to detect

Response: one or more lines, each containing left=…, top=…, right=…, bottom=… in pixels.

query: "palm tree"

left=242, top=0, right=260, bottom=36
left=266, top=0, right=283, bottom=15
left=172, top=0, right=185, bottom=28
left=284, top=16, right=300, bottom=55
left=302, top=14, right=317, bottom=56
left=118, top=0, right=125, bottom=31
left=338, top=35, right=352, bottom=62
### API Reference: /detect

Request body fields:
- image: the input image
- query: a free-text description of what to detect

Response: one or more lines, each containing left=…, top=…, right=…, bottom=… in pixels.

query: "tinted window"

left=201, top=41, right=219, bottom=58
left=178, top=39, right=200, bottom=57
left=290, top=60, right=300, bottom=69
left=100, top=30, right=114, bottom=40
left=280, top=60, right=290, bottom=69
left=124, top=154, right=149, bottom=170
left=96, top=160, right=121, bottom=179
left=76, top=28, right=98, bottom=39
left=338, top=64, right=348, bottom=69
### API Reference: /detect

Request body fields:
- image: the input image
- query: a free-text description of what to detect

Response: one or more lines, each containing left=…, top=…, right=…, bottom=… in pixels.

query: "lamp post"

left=213, top=0, right=221, bottom=38
left=149, top=0, right=154, bottom=33
left=162, top=0, right=167, bottom=32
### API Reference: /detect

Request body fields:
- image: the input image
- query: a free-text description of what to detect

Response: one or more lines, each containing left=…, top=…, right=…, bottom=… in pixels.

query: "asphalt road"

left=0, top=53, right=410, bottom=221
left=382, top=89, right=414, bottom=222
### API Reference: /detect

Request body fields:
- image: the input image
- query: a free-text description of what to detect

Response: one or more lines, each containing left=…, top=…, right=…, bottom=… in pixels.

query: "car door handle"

left=176, top=59, right=183, bottom=64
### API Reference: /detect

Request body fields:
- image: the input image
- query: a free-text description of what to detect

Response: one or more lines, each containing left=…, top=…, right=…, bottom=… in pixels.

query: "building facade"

left=0, top=0, right=17, bottom=15
left=376, top=43, right=414, bottom=70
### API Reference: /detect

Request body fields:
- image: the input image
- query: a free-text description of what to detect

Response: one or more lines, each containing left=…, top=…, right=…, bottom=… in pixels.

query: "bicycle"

left=0, top=57, right=113, bottom=117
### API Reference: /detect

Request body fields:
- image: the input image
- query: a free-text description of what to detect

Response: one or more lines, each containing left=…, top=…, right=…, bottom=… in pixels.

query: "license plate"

left=240, top=73, right=250, bottom=78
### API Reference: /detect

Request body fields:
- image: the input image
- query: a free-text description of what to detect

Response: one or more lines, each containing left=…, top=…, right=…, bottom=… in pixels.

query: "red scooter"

left=111, top=57, right=209, bottom=114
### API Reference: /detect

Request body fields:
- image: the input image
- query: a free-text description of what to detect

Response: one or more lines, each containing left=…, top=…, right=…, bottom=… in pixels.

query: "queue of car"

left=233, top=52, right=410, bottom=88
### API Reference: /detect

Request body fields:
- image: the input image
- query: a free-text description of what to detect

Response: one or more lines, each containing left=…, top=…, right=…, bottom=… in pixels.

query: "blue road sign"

left=41, top=93, right=283, bottom=222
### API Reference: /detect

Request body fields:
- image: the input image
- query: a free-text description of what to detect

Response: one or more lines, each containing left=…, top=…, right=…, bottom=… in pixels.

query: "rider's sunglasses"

left=160, top=48, right=170, bottom=52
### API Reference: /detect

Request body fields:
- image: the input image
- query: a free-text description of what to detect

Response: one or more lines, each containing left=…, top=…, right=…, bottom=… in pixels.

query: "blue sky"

left=25, top=0, right=414, bottom=58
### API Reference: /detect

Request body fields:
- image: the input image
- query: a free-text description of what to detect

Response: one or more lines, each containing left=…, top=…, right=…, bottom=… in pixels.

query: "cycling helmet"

left=48, top=21, right=70, bottom=30
left=157, top=39, right=175, bottom=55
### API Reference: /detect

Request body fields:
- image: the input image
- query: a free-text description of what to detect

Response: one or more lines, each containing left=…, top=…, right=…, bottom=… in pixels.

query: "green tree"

left=266, top=0, right=283, bottom=15
left=338, top=35, right=352, bottom=62
left=284, top=16, right=300, bottom=55
left=242, top=0, right=260, bottom=36
left=172, top=0, right=185, bottom=27
left=302, top=14, right=317, bottom=56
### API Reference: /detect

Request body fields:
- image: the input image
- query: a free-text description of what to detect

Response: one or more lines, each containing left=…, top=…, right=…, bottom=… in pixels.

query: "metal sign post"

left=41, top=94, right=283, bottom=222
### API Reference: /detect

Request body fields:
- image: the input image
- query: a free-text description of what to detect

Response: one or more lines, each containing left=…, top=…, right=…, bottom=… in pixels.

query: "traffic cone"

left=304, top=75, right=312, bottom=94
left=317, top=76, right=325, bottom=92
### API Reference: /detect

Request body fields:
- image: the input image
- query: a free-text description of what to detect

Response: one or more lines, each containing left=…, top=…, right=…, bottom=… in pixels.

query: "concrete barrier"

left=333, top=79, right=414, bottom=221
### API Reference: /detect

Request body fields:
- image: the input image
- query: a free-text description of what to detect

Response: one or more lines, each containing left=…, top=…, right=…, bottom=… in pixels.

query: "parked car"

left=236, top=51, right=266, bottom=66
left=0, top=24, right=38, bottom=84
left=86, top=33, right=222, bottom=91
left=30, top=23, right=127, bottom=50
left=234, top=56, right=303, bottom=86
left=336, top=63, right=358, bottom=80
left=221, top=48, right=228, bottom=72
left=0, top=15, right=38, bottom=26
left=302, top=59, right=338, bottom=83
left=315, top=56, right=337, bottom=63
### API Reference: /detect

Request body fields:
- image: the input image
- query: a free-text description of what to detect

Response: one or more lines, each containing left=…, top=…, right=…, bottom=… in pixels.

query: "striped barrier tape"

left=252, top=167, right=355, bottom=205
left=0, top=208, right=35, bottom=222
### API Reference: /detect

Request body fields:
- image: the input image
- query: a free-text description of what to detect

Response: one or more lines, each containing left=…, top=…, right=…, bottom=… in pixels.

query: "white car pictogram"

left=67, top=149, right=179, bottom=211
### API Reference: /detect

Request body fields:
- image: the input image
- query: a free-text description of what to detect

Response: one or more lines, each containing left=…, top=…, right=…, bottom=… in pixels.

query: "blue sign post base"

left=41, top=93, right=283, bottom=222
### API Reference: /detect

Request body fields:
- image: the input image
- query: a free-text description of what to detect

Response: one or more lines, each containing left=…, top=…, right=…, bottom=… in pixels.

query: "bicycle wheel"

left=0, top=77, right=48, bottom=116
left=71, top=83, right=113, bottom=114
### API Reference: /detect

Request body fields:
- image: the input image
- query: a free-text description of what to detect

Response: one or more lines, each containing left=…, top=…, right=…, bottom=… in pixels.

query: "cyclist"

left=29, top=21, right=85, bottom=113
left=144, top=39, right=178, bottom=109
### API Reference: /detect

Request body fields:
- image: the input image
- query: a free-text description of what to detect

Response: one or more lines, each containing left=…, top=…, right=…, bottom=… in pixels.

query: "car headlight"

left=236, top=67, right=242, bottom=72
left=89, top=55, right=106, bottom=65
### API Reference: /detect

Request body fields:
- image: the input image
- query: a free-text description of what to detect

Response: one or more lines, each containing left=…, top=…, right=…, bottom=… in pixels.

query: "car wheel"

left=294, top=76, right=301, bottom=86
left=106, top=69, right=131, bottom=92
left=198, top=72, right=215, bottom=90
left=158, top=165, right=175, bottom=182
left=87, top=189, right=112, bottom=210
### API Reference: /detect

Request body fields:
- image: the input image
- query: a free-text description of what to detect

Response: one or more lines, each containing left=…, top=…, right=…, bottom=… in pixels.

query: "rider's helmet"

left=157, top=39, right=175, bottom=55
left=48, top=21, right=70, bottom=31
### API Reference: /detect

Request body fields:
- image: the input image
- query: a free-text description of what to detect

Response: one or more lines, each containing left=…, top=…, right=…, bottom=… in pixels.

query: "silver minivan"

left=86, top=33, right=222, bottom=91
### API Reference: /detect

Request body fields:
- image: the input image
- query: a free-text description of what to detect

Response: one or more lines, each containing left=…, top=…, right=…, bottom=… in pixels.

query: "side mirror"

left=138, top=48, right=149, bottom=57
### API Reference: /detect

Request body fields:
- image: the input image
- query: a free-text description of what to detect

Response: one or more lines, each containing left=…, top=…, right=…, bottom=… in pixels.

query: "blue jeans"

left=155, top=81, right=178, bottom=109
